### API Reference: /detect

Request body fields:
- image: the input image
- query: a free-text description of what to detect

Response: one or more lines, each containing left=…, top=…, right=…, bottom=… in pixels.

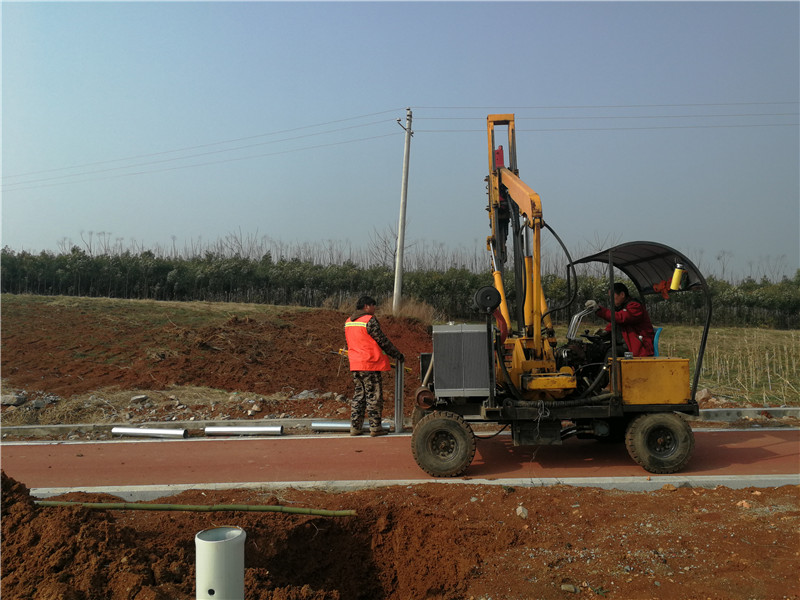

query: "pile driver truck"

left=410, top=114, right=712, bottom=476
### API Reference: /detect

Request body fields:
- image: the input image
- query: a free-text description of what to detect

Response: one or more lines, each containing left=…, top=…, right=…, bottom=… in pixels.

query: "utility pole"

left=392, top=107, right=413, bottom=315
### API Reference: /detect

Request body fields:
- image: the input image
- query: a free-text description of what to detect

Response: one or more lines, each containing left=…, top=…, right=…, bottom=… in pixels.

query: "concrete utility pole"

left=392, top=108, right=413, bottom=315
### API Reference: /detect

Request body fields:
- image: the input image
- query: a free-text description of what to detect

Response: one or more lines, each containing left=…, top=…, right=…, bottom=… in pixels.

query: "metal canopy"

left=570, top=240, right=712, bottom=402
left=570, top=241, right=707, bottom=297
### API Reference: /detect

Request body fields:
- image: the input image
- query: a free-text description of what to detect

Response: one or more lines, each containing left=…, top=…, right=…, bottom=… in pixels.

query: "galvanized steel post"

left=394, top=358, right=404, bottom=433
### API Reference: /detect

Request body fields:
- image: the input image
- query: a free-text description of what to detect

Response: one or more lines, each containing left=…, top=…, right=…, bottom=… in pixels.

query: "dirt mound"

left=2, top=472, right=798, bottom=599
left=0, top=300, right=431, bottom=400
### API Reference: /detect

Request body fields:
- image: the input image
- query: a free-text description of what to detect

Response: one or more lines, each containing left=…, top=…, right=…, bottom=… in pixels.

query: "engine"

left=555, top=333, right=610, bottom=396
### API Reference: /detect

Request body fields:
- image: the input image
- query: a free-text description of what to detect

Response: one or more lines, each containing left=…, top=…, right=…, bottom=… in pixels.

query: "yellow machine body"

left=485, top=113, right=694, bottom=408
left=618, top=358, right=691, bottom=405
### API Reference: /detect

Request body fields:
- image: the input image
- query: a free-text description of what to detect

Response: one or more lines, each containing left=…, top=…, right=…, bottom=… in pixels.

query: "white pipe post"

left=195, top=526, right=246, bottom=600
left=392, top=108, right=413, bottom=315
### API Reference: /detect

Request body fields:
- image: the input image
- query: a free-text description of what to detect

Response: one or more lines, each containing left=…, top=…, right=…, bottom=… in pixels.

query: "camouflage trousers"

left=350, top=371, right=384, bottom=432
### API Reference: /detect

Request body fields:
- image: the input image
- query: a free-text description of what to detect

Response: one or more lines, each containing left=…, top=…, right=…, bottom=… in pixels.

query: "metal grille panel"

left=432, top=324, right=491, bottom=397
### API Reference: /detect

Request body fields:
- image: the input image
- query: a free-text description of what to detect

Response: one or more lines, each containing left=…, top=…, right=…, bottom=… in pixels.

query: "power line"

left=2, top=132, right=402, bottom=193
left=7, top=102, right=794, bottom=180
left=4, top=102, right=796, bottom=191
left=416, top=123, right=798, bottom=133
left=2, top=108, right=405, bottom=180
left=416, top=112, right=798, bottom=121
left=414, top=101, right=799, bottom=110
left=3, top=119, right=394, bottom=188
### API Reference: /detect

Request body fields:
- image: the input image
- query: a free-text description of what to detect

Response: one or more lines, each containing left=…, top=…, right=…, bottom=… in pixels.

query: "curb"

left=29, top=474, right=800, bottom=502
left=691, top=407, right=800, bottom=421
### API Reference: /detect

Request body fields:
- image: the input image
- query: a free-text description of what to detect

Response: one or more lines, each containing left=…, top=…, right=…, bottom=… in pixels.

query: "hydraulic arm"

left=486, top=115, right=559, bottom=384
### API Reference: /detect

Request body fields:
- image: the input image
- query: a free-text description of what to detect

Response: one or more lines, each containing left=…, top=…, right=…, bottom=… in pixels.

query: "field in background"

left=662, top=325, right=799, bottom=406
left=553, top=321, right=799, bottom=406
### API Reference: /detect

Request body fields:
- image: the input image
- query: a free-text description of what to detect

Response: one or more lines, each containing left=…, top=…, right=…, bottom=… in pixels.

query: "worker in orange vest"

left=344, top=296, right=404, bottom=436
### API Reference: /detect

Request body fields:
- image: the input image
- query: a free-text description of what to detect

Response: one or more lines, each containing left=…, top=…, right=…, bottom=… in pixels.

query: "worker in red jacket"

left=344, top=296, right=404, bottom=437
left=586, top=283, right=655, bottom=357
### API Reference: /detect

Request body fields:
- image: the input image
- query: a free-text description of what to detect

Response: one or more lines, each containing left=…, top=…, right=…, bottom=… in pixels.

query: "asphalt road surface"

left=2, top=429, right=798, bottom=498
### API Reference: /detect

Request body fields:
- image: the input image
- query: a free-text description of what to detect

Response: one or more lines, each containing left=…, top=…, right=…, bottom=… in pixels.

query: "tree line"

left=2, top=245, right=798, bottom=329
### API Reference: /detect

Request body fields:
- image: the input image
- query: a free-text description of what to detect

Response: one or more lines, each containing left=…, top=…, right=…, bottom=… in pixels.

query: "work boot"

left=370, top=428, right=387, bottom=437
left=349, top=426, right=363, bottom=436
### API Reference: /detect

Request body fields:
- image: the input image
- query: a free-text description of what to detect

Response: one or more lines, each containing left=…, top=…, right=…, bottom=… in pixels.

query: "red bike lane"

left=2, top=429, right=798, bottom=490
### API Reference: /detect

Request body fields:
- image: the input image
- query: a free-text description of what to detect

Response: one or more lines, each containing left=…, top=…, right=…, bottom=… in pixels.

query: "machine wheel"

left=625, top=413, right=694, bottom=474
left=411, top=411, right=476, bottom=477
left=411, top=406, right=431, bottom=428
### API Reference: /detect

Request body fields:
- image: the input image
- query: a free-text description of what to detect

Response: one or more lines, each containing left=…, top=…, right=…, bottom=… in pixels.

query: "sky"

left=2, top=1, right=798, bottom=282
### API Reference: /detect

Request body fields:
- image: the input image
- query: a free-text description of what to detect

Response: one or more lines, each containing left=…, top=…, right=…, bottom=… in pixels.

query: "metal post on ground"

left=394, top=358, right=405, bottom=433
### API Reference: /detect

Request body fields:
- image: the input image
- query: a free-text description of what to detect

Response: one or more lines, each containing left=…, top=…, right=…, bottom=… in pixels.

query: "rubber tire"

left=411, top=406, right=431, bottom=428
left=411, top=411, right=476, bottom=477
left=625, top=412, right=694, bottom=474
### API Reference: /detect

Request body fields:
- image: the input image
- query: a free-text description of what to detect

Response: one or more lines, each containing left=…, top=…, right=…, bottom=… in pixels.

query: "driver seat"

left=653, top=327, right=663, bottom=357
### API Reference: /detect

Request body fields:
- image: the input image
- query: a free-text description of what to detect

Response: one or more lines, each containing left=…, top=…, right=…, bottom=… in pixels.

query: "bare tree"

left=716, top=250, right=733, bottom=281
left=368, top=226, right=397, bottom=268
left=57, top=237, right=73, bottom=254
left=80, top=230, right=94, bottom=256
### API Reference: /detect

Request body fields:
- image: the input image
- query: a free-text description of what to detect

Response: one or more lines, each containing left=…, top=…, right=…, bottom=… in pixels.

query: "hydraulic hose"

left=578, top=366, right=610, bottom=399
left=541, top=220, right=578, bottom=322
left=505, top=392, right=614, bottom=410
left=577, top=352, right=613, bottom=399
left=495, top=330, right=526, bottom=402
left=421, top=355, right=434, bottom=387
left=35, top=500, right=356, bottom=517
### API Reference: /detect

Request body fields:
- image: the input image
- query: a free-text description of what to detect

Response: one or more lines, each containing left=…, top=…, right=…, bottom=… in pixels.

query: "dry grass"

left=4, top=294, right=311, bottom=331
left=323, top=294, right=440, bottom=324
left=380, top=297, right=441, bottom=323
left=546, top=323, right=799, bottom=406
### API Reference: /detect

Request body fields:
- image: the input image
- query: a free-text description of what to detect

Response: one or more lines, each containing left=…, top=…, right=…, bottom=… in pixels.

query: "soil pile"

left=0, top=300, right=431, bottom=400
left=3, top=472, right=799, bottom=600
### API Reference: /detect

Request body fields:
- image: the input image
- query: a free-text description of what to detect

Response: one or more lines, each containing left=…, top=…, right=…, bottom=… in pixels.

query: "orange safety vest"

left=344, top=315, right=391, bottom=371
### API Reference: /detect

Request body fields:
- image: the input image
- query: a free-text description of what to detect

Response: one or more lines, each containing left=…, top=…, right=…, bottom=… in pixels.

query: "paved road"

left=2, top=429, right=798, bottom=498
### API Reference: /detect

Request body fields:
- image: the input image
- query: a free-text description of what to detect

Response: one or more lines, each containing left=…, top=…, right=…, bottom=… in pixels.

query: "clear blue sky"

left=3, top=1, right=798, bottom=281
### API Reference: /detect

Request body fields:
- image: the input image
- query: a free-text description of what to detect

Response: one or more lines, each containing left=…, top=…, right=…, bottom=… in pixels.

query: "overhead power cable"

left=413, top=101, right=799, bottom=110
left=2, top=108, right=405, bottom=180
left=416, top=112, right=797, bottom=121
left=3, top=119, right=393, bottom=188
left=412, top=102, right=798, bottom=132
left=2, top=132, right=402, bottom=193
left=416, top=123, right=798, bottom=133
left=4, top=102, right=795, bottom=191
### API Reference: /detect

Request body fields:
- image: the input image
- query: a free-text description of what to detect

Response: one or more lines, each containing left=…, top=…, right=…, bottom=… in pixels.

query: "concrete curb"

left=2, top=408, right=799, bottom=439
left=690, top=407, right=800, bottom=421
left=30, top=474, right=800, bottom=502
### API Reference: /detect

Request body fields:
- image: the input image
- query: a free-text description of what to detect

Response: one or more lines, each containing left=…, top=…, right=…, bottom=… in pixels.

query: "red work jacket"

left=344, top=315, right=391, bottom=371
left=597, top=300, right=655, bottom=357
